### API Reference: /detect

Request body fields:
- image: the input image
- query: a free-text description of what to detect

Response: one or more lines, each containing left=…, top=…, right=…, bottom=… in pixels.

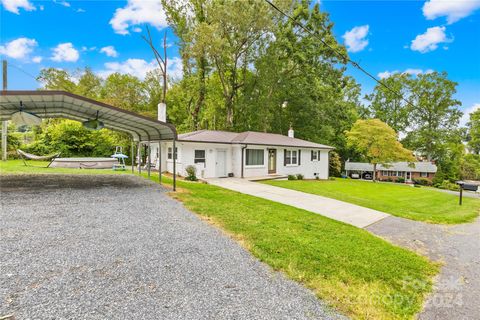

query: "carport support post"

left=173, top=137, right=176, bottom=191
left=130, top=140, right=135, bottom=173
left=147, top=140, right=151, bottom=178
left=137, top=142, right=142, bottom=174
left=158, top=141, right=162, bottom=184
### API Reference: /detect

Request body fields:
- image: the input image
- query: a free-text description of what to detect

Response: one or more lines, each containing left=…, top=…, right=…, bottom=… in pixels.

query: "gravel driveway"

left=0, top=174, right=343, bottom=320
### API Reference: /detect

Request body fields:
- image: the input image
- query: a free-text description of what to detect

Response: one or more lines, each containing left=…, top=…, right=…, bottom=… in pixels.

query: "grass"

left=1, top=160, right=439, bottom=319
left=262, top=178, right=480, bottom=224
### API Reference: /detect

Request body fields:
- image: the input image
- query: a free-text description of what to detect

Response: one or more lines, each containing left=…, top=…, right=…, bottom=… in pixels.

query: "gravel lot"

left=0, top=174, right=343, bottom=320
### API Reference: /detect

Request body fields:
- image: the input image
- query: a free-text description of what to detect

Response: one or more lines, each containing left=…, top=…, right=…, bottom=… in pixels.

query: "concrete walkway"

left=207, top=178, right=389, bottom=228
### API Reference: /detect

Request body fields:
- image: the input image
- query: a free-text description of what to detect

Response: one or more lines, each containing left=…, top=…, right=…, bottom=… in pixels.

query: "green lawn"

left=262, top=178, right=480, bottom=224
left=1, top=160, right=439, bottom=319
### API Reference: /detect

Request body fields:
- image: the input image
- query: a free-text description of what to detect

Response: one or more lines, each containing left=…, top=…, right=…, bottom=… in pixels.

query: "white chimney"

left=158, top=102, right=166, bottom=122
left=288, top=126, right=294, bottom=138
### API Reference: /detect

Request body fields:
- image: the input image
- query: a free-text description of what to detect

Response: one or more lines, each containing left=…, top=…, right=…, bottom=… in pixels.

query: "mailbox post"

left=456, top=181, right=479, bottom=205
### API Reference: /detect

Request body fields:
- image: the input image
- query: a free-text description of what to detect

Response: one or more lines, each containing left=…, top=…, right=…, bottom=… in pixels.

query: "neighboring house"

left=344, top=161, right=437, bottom=182
left=149, top=129, right=334, bottom=179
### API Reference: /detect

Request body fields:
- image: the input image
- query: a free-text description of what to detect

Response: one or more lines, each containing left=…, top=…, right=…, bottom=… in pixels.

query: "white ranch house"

left=149, top=129, right=333, bottom=179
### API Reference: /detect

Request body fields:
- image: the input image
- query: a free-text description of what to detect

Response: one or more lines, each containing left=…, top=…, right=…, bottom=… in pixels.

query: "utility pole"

left=2, top=60, right=7, bottom=161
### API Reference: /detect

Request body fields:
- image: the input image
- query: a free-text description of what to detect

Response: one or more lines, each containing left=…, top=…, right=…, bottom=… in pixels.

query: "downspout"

left=241, top=144, right=247, bottom=178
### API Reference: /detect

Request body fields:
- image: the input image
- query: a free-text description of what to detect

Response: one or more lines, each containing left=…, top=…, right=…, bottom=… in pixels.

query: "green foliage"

left=185, top=165, right=198, bottom=181
left=296, top=173, right=304, bottom=180
left=467, top=109, right=480, bottom=154
left=460, top=154, right=480, bottom=180
left=413, top=178, right=432, bottom=186
left=365, top=73, right=411, bottom=133
left=0, top=122, right=21, bottom=158
left=436, top=180, right=460, bottom=191
left=397, top=177, right=405, bottom=183
left=21, top=120, right=127, bottom=158
left=328, top=151, right=342, bottom=177
left=287, top=174, right=297, bottom=180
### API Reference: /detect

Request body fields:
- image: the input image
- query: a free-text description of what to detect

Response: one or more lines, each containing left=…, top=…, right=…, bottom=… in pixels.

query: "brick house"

left=344, top=161, right=437, bottom=182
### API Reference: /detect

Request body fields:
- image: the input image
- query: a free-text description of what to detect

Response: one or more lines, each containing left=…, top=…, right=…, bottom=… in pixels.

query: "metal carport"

left=0, top=90, right=178, bottom=190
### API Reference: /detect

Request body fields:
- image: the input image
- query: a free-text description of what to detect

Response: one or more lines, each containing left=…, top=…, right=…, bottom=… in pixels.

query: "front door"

left=406, top=172, right=412, bottom=181
left=268, top=149, right=277, bottom=174
left=216, top=150, right=227, bottom=177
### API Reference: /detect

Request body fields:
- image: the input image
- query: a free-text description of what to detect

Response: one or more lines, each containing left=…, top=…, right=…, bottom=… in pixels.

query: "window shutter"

left=311, top=150, right=313, bottom=161
left=298, top=149, right=301, bottom=165
left=284, top=149, right=287, bottom=166
left=318, top=150, right=321, bottom=161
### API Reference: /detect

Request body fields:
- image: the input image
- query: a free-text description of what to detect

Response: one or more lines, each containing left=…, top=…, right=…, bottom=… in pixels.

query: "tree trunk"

left=191, top=55, right=206, bottom=130
left=373, top=163, right=377, bottom=182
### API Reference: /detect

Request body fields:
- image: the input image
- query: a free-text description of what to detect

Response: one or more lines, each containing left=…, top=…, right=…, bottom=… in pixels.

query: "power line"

left=7, top=63, right=43, bottom=84
left=263, top=0, right=416, bottom=109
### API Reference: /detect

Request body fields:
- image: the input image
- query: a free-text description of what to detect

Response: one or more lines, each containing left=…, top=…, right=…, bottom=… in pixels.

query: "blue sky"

left=1, top=0, right=479, bottom=125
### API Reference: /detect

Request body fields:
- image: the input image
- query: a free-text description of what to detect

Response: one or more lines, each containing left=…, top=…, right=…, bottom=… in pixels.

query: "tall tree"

left=404, top=71, right=462, bottom=160
left=346, top=119, right=414, bottom=181
left=364, top=73, right=411, bottom=133
left=467, top=109, right=480, bottom=154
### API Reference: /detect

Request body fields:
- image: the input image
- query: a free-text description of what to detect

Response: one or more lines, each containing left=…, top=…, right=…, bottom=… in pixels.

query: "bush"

left=185, top=165, right=198, bottom=181
left=385, top=177, right=393, bottom=182
left=287, top=174, right=297, bottom=180
left=296, top=174, right=304, bottom=180
left=397, top=177, right=405, bottom=183
left=413, top=177, right=432, bottom=186
left=329, top=177, right=335, bottom=180
left=437, top=180, right=460, bottom=191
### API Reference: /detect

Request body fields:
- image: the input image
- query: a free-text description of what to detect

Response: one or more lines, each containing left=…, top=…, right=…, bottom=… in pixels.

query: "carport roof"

left=0, top=90, right=176, bottom=141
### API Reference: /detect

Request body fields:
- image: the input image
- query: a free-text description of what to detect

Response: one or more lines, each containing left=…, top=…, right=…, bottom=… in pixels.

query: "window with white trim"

left=312, top=150, right=317, bottom=161
left=194, top=150, right=206, bottom=164
left=421, top=172, right=428, bottom=178
left=285, top=150, right=298, bottom=165
left=246, top=149, right=264, bottom=166
left=167, top=147, right=177, bottom=160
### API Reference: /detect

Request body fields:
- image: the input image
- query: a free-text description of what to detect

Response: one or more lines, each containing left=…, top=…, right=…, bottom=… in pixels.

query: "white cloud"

left=132, top=27, right=142, bottom=33
left=97, top=57, right=183, bottom=81
left=460, top=103, right=480, bottom=127
left=342, top=25, right=370, bottom=53
left=0, top=37, right=37, bottom=59
left=32, top=56, right=42, bottom=63
left=1, top=0, right=35, bottom=14
left=410, top=26, right=452, bottom=53
left=100, top=46, right=119, bottom=58
left=423, top=0, right=480, bottom=24
left=51, top=42, right=79, bottom=62
left=377, top=68, right=434, bottom=79
left=110, top=0, right=168, bottom=35
left=53, top=0, right=70, bottom=7
left=77, top=8, right=85, bottom=13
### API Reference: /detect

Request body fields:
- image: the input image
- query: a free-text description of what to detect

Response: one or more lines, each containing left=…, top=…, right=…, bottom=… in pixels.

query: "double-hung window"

left=194, top=150, right=206, bottom=164
left=311, top=150, right=321, bottom=161
left=246, top=149, right=264, bottom=166
left=421, top=172, right=428, bottom=178
left=167, top=147, right=178, bottom=160
left=285, top=150, right=298, bottom=165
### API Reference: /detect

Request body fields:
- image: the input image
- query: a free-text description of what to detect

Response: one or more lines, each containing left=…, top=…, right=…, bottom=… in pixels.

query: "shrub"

left=184, top=165, right=198, bottom=181
left=329, top=177, right=335, bottom=180
left=437, top=180, right=460, bottom=191
left=287, top=174, right=297, bottom=180
left=397, top=177, right=405, bottom=183
left=413, top=177, right=432, bottom=186
left=296, top=174, right=304, bottom=180
left=385, top=177, right=393, bottom=182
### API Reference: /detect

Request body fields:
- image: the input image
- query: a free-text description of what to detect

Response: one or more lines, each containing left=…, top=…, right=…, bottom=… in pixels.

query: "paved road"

left=207, top=178, right=389, bottom=228
left=0, top=174, right=343, bottom=320
left=367, top=216, right=480, bottom=320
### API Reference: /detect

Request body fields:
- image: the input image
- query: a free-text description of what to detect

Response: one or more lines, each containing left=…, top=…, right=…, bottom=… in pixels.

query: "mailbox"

left=463, top=184, right=478, bottom=192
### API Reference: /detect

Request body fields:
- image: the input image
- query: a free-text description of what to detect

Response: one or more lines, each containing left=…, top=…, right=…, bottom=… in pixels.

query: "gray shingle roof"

left=178, top=130, right=334, bottom=149
left=345, top=161, right=437, bottom=173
